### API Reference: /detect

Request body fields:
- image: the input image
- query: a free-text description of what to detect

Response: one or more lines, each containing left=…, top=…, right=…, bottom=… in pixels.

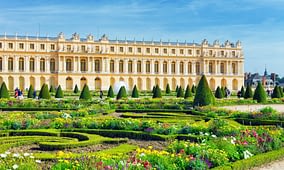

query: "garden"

left=1, top=75, right=284, bottom=169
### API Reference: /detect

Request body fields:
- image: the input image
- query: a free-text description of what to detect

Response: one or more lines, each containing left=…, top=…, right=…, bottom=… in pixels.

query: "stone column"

left=88, top=57, right=91, bottom=73
left=124, top=59, right=128, bottom=73
left=159, top=60, right=163, bottom=74
left=3, top=55, right=7, bottom=72
left=62, top=56, right=66, bottom=72
left=25, top=56, right=29, bottom=73
left=227, top=61, right=230, bottom=75
left=150, top=59, right=154, bottom=74
left=168, top=60, right=171, bottom=75
left=142, top=59, right=146, bottom=74
left=203, top=60, right=206, bottom=75
left=215, top=61, right=219, bottom=75
left=77, top=57, right=80, bottom=72
left=184, top=60, right=188, bottom=75
left=192, top=61, right=196, bottom=75
left=105, top=58, right=110, bottom=73
left=46, top=57, right=50, bottom=73
left=115, top=59, right=119, bottom=74
left=176, top=60, right=180, bottom=75
left=14, top=56, right=19, bottom=72
left=133, top=59, right=137, bottom=74
left=35, top=56, right=39, bottom=73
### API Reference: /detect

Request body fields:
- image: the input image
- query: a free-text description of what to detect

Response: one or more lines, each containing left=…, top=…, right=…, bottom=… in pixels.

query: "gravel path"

left=253, top=158, right=284, bottom=170
left=221, top=104, right=284, bottom=112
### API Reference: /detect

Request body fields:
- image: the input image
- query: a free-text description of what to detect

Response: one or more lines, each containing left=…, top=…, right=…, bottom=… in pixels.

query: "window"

left=163, top=48, right=167, bottom=54
left=66, top=59, right=72, bottom=71
left=188, top=62, right=192, bottom=74
left=221, top=51, right=224, bottom=56
left=110, top=46, right=114, bottom=52
left=19, top=57, right=24, bottom=71
left=19, top=43, right=24, bottom=49
left=40, top=58, right=45, bottom=72
left=128, top=60, right=133, bottom=73
left=180, top=49, right=184, bottom=55
left=163, top=61, right=167, bottom=73
left=137, top=47, right=141, bottom=53
left=30, top=44, right=35, bottom=50
left=154, top=61, right=159, bottom=73
left=146, top=61, right=150, bottom=73
left=67, top=45, right=71, bottom=52
left=0, top=58, right=2, bottom=71
left=232, top=51, right=236, bottom=57
left=146, top=48, right=150, bottom=53
left=119, top=47, right=124, bottom=53
left=50, top=58, right=55, bottom=72
left=171, top=49, right=175, bottom=54
left=155, top=48, right=159, bottom=54
left=81, top=45, right=86, bottom=52
left=50, top=44, right=55, bottom=50
left=209, top=62, right=213, bottom=73
left=0, top=42, right=2, bottom=49
left=220, top=63, right=225, bottom=74
left=40, top=44, right=45, bottom=50
left=180, top=62, right=184, bottom=74
left=137, top=60, right=142, bottom=73
left=196, top=62, right=200, bottom=74
left=119, top=60, right=124, bottom=73
left=232, top=63, right=237, bottom=74
left=188, top=49, right=192, bottom=55
left=95, top=46, right=99, bottom=53
left=171, top=62, right=175, bottom=74
left=95, top=60, right=100, bottom=72
left=110, top=60, right=114, bottom=73
left=196, top=50, right=200, bottom=55
left=8, top=58, right=13, bottom=71
left=128, top=47, right=133, bottom=53
left=80, top=59, right=87, bottom=72
left=30, top=58, right=35, bottom=72
left=8, top=43, right=13, bottom=49
left=209, top=50, right=213, bottom=56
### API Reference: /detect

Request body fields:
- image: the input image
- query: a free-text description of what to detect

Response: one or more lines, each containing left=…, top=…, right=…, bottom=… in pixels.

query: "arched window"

left=8, top=57, right=13, bottom=71
left=188, top=62, right=192, bottom=74
left=128, top=60, right=133, bottom=73
left=19, top=57, right=24, bottom=71
left=40, top=58, right=45, bottom=72
left=146, top=61, right=150, bottom=73
left=66, top=59, right=72, bottom=71
left=30, top=58, right=35, bottom=72
left=209, top=62, right=213, bottom=74
left=50, top=58, right=55, bottom=72
left=232, top=63, right=237, bottom=74
left=154, top=61, right=159, bottom=73
left=119, top=60, right=124, bottom=73
left=220, top=63, right=225, bottom=74
left=110, top=60, right=114, bottom=73
left=163, top=61, right=167, bottom=74
left=180, top=62, right=184, bottom=74
left=196, top=62, right=200, bottom=75
left=0, top=57, right=2, bottom=71
left=80, top=59, right=87, bottom=72
left=95, top=59, right=100, bottom=72
left=171, top=61, right=175, bottom=74
left=137, top=60, right=142, bottom=73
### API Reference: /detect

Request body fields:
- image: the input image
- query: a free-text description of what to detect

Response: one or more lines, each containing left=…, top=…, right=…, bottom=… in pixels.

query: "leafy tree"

left=0, top=82, right=9, bottom=98
left=193, top=75, right=215, bottom=106
left=79, top=84, right=91, bottom=100
left=153, top=85, right=162, bottom=98
left=271, top=85, right=281, bottom=98
left=55, top=85, right=64, bottom=98
left=215, top=86, right=223, bottom=99
left=74, top=84, right=79, bottom=93
left=191, top=85, right=196, bottom=93
left=107, top=86, right=114, bottom=98
left=244, top=85, right=253, bottom=99
left=49, top=85, right=56, bottom=93
left=131, top=85, right=139, bottom=98
left=253, top=82, right=267, bottom=103
left=27, top=85, right=34, bottom=98
left=39, top=84, right=50, bottom=99
left=176, top=86, right=184, bottom=98
left=184, top=85, right=193, bottom=99
left=165, top=83, right=171, bottom=94
left=116, top=86, right=127, bottom=100
left=240, top=86, right=245, bottom=97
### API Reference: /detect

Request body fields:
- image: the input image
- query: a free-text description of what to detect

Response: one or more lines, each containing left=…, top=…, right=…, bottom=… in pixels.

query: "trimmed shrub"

left=74, top=84, right=79, bottom=93
left=253, top=82, right=267, bottom=103
left=193, top=75, right=215, bottom=106
left=215, top=86, right=223, bottom=99
left=27, top=85, right=34, bottom=98
left=131, top=85, right=139, bottom=98
left=221, top=86, right=225, bottom=97
left=240, top=85, right=245, bottom=97
left=224, top=87, right=228, bottom=98
left=244, top=85, right=253, bottom=99
left=175, top=85, right=179, bottom=93
left=271, top=85, right=281, bottom=98
left=49, top=85, right=56, bottom=93
left=79, top=84, right=91, bottom=100
left=107, top=85, right=114, bottom=98
left=280, top=86, right=283, bottom=97
left=116, top=86, right=127, bottom=100
left=165, top=83, right=171, bottom=94
left=55, top=85, right=64, bottom=98
left=191, top=85, right=196, bottom=93
left=184, top=85, right=193, bottom=99
left=176, top=86, right=184, bottom=98
left=38, top=84, right=50, bottom=99
left=152, top=86, right=156, bottom=94
left=0, top=82, right=9, bottom=98
left=153, top=85, right=162, bottom=98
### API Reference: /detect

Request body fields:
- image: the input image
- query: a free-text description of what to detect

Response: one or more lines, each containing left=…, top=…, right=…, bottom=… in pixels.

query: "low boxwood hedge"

left=233, top=118, right=284, bottom=127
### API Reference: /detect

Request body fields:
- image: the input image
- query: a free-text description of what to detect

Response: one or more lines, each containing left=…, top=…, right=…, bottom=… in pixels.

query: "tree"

left=165, top=83, right=171, bottom=94
left=253, top=82, right=267, bottom=103
left=38, top=84, right=50, bottom=99
left=175, top=85, right=179, bottom=93
left=221, top=87, right=225, bottom=98
left=116, top=86, right=127, bottom=100
left=271, top=85, right=281, bottom=98
left=0, top=82, right=9, bottom=98
left=55, top=85, right=64, bottom=98
left=240, top=86, right=245, bottom=97
left=131, top=85, right=139, bottom=98
left=193, top=75, right=215, bottom=106
left=49, top=85, right=56, bottom=93
left=107, top=86, right=114, bottom=98
left=153, top=85, right=162, bottom=98
left=27, top=85, right=34, bottom=98
left=74, top=84, right=79, bottom=93
left=215, top=86, right=223, bottom=99
left=79, top=84, right=91, bottom=100
left=152, top=86, right=156, bottom=94
left=176, top=86, right=184, bottom=98
left=280, top=86, right=284, bottom=97
left=244, top=85, right=253, bottom=99
left=191, top=85, right=196, bottom=94
left=184, top=85, right=192, bottom=99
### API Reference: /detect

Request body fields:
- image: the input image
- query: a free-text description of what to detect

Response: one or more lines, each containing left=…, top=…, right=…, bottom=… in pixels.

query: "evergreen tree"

left=253, top=82, right=267, bottom=103
left=215, top=86, right=223, bottom=99
left=176, top=86, right=184, bottom=98
left=107, top=85, right=114, bottom=98
left=221, top=86, right=225, bottom=98
left=240, top=86, right=245, bottom=97
left=27, top=85, right=34, bottom=98
left=152, top=86, right=156, bottom=94
left=116, top=86, right=127, bottom=100
left=38, top=84, right=50, bottom=99
left=271, top=85, right=281, bottom=98
left=153, top=85, right=162, bottom=98
left=280, top=86, right=283, bottom=97
left=49, top=85, right=56, bottom=93
left=74, top=84, right=79, bottom=93
left=165, top=83, right=171, bottom=94
left=0, top=82, right=9, bottom=98
left=79, top=84, right=91, bottom=100
left=193, top=75, right=215, bottom=106
left=131, top=85, right=139, bottom=98
left=244, top=85, right=253, bottom=99
left=55, top=85, right=64, bottom=98
left=191, top=85, right=196, bottom=93
left=175, top=85, right=179, bottom=93
left=184, top=85, right=192, bottom=99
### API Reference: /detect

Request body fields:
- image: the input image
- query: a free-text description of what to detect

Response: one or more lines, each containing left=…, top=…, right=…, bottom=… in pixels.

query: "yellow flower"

left=148, top=146, right=153, bottom=150
left=64, top=160, right=69, bottom=164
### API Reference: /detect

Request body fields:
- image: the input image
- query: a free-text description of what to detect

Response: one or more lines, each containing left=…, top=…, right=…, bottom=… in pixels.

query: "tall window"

left=146, top=61, right=150, bottom=73
left=119, top=60, right=124, bottom=73
left=0, top=58, right=2, bottom=71
left=171, top=61, right=175, bottom=74
left=209, top=62, right=213, bottom=74
left=128, top=60, right=133, bottom=73
left=196, top=62, right=200, bottom=74
left=180, top=62, right=184, bottom=74
left=220, top=63, right=225, bottom=74
left=8, top=57, right=13, bottom=71
left=188, top=62, right=192, bottom=74
left=66, top=59, right=72, bottom=71
left=80, top=59, right=87, bottom=72
left=95, top=60, right=100, bottom=72
left=232, top=63, right=236, bottom=74
left=50, top=58, right=55, bottom=72
left=110, top=60, right=114, bottom=73
left=40, top=58, right=45, bottom=72
left=30, top=58, right=35, bottom=72
left=163, top=61, right=167, bottom=73
left=19, top=57, right=24, bottom=71
left=137, top=60, right=142, bottom=73
left=154, top=61, right=159, bottom=73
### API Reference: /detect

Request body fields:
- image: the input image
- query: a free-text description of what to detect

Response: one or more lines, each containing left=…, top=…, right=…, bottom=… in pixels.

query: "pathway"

left=221, top=104, right=284, bottom=112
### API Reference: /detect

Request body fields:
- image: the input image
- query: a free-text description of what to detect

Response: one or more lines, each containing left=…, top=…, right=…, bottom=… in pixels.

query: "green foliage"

left=176, top=86, right=184, bottom=98
left=166, top=83, right=171, bottom=94
left=152, top=86, right=156, bottom=94
left=240, top=86, right=245, bottom=97
left=27, top=85, right=34, bottom=98
left=221, top=86, right=225, bottom=98
left=271, top=85, right=281, bottom=98
left=131, top=85, right=139, bottom=98
left=38, top=84, right=51, bottom=99
left=193, top=75, right=215, bottom=106
left=107, top=85, right=114, bottom=98
left=175, top=85, right=179, bottom=93
left=279, top=86, right=283, bottom=97
left=215, top=86, right=223, bottom=99
left=73, top=84, right=79, bottom=93
left=253, top=82, right=267, bottom=103
left=184, top=85, right=193, bottom=99
left=244, top=85, right=253, bottom=99
left=79, top=84, right=91, bottom=100
left=116, top=86, right=127, bottom=100
left=191, top=85, right=196, bottom=93
left=55, top=85, right=64, bottom=98
left=0, top=82, right=9, bottom=98
left=153, top=85, right=162, bottom=98
left=49, top=85, right=56, bottom=93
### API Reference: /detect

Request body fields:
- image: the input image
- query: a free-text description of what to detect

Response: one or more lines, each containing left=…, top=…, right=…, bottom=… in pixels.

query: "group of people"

left=14, top=88, right=24, bottom=99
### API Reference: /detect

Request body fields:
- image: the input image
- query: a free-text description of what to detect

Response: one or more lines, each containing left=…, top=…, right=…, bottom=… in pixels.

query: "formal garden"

left=1, top=75, right=284, bottom=169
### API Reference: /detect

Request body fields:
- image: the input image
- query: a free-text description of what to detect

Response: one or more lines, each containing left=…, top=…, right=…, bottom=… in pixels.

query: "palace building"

left=0, top=32, right=244, bottom=91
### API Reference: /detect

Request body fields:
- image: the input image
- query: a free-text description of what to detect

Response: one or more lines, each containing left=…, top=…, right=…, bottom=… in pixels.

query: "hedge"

left=0, top=107, right=77, bottom=111
left=233, top=118, right=284, bottom=127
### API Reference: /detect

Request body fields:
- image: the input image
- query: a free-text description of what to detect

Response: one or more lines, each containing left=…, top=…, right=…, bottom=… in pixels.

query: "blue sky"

left=1, top=0, right=284, bottom=76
